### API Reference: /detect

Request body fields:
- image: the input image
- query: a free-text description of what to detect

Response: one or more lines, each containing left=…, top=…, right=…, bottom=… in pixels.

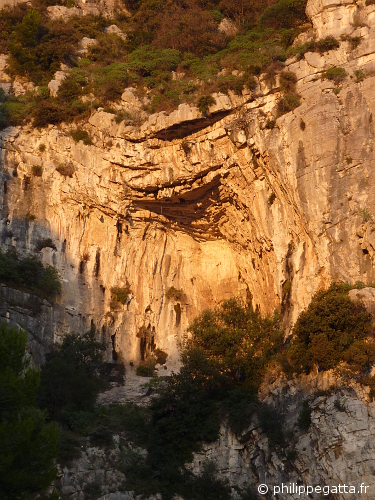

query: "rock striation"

left=191, top=371, right=375, bottom=500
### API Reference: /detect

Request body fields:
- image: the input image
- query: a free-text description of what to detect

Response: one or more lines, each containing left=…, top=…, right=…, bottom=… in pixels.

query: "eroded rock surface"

left=191, top=372, right=375, bottom=500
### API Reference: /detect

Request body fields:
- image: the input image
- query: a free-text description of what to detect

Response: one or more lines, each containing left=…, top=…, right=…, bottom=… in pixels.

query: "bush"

left=187, top=297, right=284, bottom=390
left=197, top=95, right=216, bottom=114
left=111, top=286, right=129, bottom=304
left=277, top=92, right=301, bottom=116
left=56, top=163, right=75, bottom=177
left=279, top=71, right=297, bottom=92
left=283, top=283, right=375, bottom=376
left=0, top=98, right=27, bottom=129
left=259, top=0, right=308, bottom=30
left=136, top=360, right=156, bottom=377
left=265, top=119, right=276, bottom=130
left=33, top=100, right=64, bottom=127
left=56, top=428, right=83, bottom=466
left=32, top=164, right=43, bottom=177
left=316, top=36, right=340, bottom=53
left=70, top=127, right=93, bottom=145
left=38, top=329, right=107, bottom=420
left=36, top=237, right=56, bottom=251
left=0, top=249, right=61, bottom=299
left=324, top=67, right=347, bottom=84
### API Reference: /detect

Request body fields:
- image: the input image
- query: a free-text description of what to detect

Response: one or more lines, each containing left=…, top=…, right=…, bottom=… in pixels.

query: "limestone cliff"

left=1, top=0, right=375, bottom=367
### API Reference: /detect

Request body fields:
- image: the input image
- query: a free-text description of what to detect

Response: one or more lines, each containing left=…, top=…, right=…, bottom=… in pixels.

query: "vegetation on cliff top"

left=0, top=0, right=310, bottom=129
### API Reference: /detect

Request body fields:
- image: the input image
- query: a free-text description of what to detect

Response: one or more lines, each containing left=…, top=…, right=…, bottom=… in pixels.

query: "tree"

left=187, top=297, right=284, bottom=390
left=38, top=329, right=107, bottom=421
left=284, top=283, right=375, bottom=376
left=0, top=322, right=59, bottom=500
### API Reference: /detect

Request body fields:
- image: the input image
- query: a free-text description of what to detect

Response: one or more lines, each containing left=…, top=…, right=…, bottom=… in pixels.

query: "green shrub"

left=197, top=95, right=217, bottom=114
left=38, top=143, right=46, bottom=152
left=187, top=297, right=284, bottom=391
left=36, top=237, right=56, bottom=251
left=56, top=428, right=83, bottom=466
left=0, top=98, right=27, bottom=129
left=259, top=0, right=308, bottom=30
left=283, top=283, right=375, bottom=376
left=0, top=249, right=61, bottom=299
left=259, top=404, right=285, bottom=446
left=355, top=69, right=365, bottom=82
left=289, top=36, right=340, bottom=60
left=279, top=71, right=297, bottom=92
left=136, top=359, right=156, bottom=377
left=33, top=100, right=64, bottom=127
left=89, top=419, right=114, bottom=447
left=324, top=67, right=347, bottom=84
left=111, top=286, right=129, bottom=304
left=277, top=92, right=301, bottom=115
left=56, top=163, right=74, bottom=177
left=359, top=207, right=371, bottom=222
left=70, top=127, right=93, bottom=145
left=316, top=36, right=340, bottom=53
left=84, top=481, right=102, bottom=499
left=32, top=164, right=43, bottom=177
left=223, top=389, right=258, bottom=436
left=165, top=286, right=185, bottom=301
left=265, top=119, right=276, bottom=130
left=0, top=322, right=59, bottom=497
left=38, top=329, right=107, bottom=421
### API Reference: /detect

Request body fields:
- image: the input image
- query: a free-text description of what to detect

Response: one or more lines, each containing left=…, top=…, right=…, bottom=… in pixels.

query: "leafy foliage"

left=120, top=299, right=285, bottom=498
left=282, top=283, right=375, bottom=376
left=277, top=92, right=301, bottom=115
left=70, top=127, right=93, bottom=145
left=0, top=322, right=59, bottom=499
left=0, top=248, right=61, bottom=299
left=197, top=95, right=217, bottom=114
left=259, top=0, right=308, bottom=29
left=289, top=36, right=340, bottom=60
left=111, top=286, right=129, bottom=304
left=38, top=328, right=107, bottom=420
left=324, top=67, right=347, bottom=84
left=187, top=297, right=284, bottom=391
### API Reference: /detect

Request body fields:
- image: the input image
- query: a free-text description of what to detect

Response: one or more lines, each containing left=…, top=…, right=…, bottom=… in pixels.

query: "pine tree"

left=0, top=322, right=59, bottom=500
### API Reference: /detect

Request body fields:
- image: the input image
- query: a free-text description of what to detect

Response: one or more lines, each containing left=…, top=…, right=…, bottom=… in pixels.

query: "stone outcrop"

left=191, top=371, right=375, bottom=500
left=56, top=368, right=375, bottom=500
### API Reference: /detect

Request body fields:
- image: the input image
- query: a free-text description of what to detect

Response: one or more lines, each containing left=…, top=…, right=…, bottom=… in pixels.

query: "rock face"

left=191, top=372, right=375, bottom=500
left=1, top=0, right=375, bottom=367
left=56, top=369, right=375, bottom=500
